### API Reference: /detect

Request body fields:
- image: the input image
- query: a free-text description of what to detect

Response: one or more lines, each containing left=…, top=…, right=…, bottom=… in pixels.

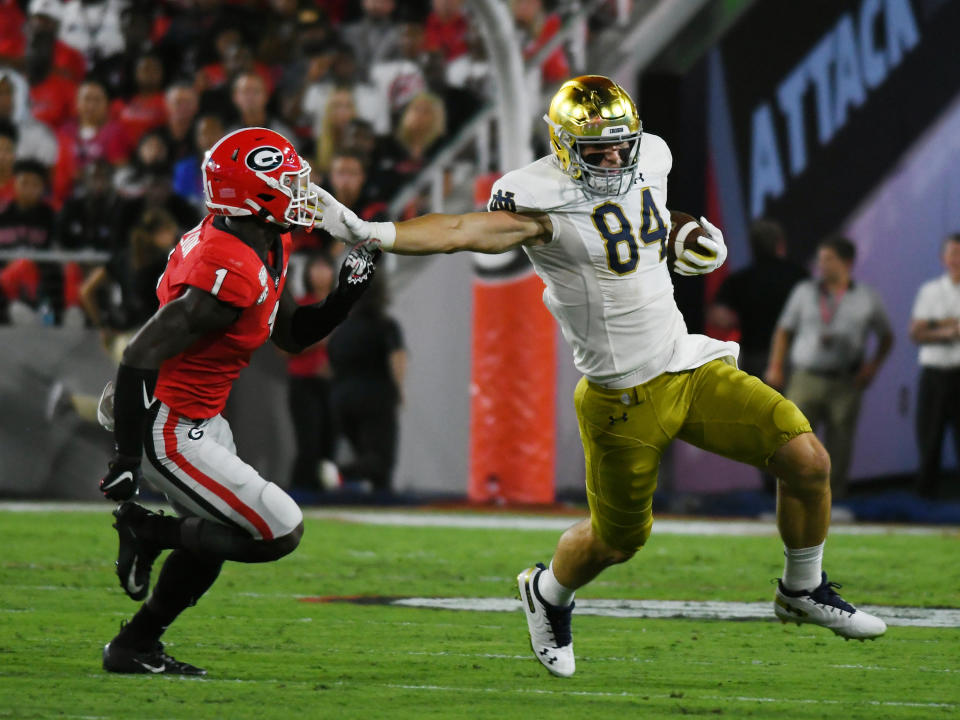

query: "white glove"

left=313, top=184, right=396, bottom=249
left=673, top=215, right=728, bottom=276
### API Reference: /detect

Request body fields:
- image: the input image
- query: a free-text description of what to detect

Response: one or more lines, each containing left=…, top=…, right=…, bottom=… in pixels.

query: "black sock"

left=114, top=550, right=222, bottom=650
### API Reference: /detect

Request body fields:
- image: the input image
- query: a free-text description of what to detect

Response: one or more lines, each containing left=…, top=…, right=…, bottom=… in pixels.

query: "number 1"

left=211, top=268, right=227, bottom=296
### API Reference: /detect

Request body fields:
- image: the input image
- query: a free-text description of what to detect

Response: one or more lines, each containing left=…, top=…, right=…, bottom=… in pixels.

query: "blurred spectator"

left=79, top=207, right=178, bottom=358
left=328, top=271, right=406, bottom=495
left=3, top=0, right=87, bottom=83
left=114, top=164, right=200, bottom=243
left=424, top=0, right=468, bottom=60
left=0, top=0, right=27, bottom=61
left=53, top=79, right=131, bottom=206
left=370, top=17, right=428, bottom=123
left=230, top=71, right=295, bottom=144
left=314, top=86, right=357, bottom=177
left=326, top=149, right=387, bottom=221
left=0, top=120, right=15, bottom=204
left=275, top=6, right=335, bottom=100
left=708, top=219, right=808, bottom=377
left=445, top=21, right=492, bottom=98
left=0, top=68, right=58, bottom=166
left=55, top=158, right=120, bottom=251
left=286, top=251, right=339, bottom=492
left=198, top=37, right=274, bottom=120
left=302, top=43, right=388, bottom=136
left=108, top=52, right=167, bottom=147
left=0, top=158, right=53, bottom=249
left=255, top=0, right=302, bottom=69
left=379, top=92, right=446, bottom=185
left=422, top=49, right=482, bottom=138
left=89, top=4, right=155, bottom=99
left=513, top=0, right=570, bottom=86
left=340, top=118, right=398, bottom=202
left=58, top=0, right=126, bottom=66
left=0, top=159, right=62, bottom=324
left=155, top=0, right=234, bottom=81
left=155, top=81, right=199, bottom=162
left=112, top=129, right=171, bottom=200
left=341, top=0, right=401, bottom=76
left=172, top=111, right=225, bottom=211
left=23, top=8, right=81, bottom=131
left=908, top=233, right=960, bottom=499
left=765, top=236, right=893, bottom=499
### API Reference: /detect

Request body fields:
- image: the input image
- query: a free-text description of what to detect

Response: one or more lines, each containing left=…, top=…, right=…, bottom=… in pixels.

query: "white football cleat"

left=774, top=572, right=887, bottom=640
left=517, top=563, right=575, bottom=677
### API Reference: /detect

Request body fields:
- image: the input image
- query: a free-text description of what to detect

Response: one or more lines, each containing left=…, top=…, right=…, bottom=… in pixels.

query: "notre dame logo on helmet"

left=245, top=146, right=284, bottom=172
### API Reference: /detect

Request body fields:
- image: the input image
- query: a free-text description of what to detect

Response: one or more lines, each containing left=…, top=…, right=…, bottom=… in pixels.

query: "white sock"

left=782, top=542, right=825, bottom=592
left=537, top=561, right=575, bottom=607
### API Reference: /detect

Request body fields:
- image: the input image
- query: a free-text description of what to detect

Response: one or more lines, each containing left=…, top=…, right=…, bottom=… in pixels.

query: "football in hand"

left=667, top=211, right=712, bottom=267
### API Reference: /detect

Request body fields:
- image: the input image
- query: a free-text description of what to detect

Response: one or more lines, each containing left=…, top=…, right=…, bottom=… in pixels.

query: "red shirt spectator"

left=108, top=55, right=168, bottom=146
left=52, top=81, right=131, bottom=207
left=29, top=73, right=78, bottom=130
left=424, top=0, right=469, bottom=60
left=3, top=36, right=87, bottom=85
left=524, top=12, right=569, bottom=85
left=110, top=93, right=166, bottom=147
left=0, top=0, right=26, bottom=59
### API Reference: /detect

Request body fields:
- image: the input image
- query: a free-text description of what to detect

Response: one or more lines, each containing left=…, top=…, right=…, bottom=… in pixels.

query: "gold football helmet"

left=544, top=75, right=642, bottom=197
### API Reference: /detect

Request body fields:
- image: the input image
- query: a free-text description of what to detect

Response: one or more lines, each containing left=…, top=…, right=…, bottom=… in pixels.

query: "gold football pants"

left=574, top=358, right=811, bottom=553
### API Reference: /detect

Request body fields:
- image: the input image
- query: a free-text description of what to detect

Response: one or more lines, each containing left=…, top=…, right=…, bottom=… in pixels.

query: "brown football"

left=667, top=211, right=711, bottom=268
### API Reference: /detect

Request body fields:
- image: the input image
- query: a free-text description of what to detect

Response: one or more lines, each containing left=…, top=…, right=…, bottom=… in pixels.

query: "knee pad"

left=261, top=482, right=303, bottom=537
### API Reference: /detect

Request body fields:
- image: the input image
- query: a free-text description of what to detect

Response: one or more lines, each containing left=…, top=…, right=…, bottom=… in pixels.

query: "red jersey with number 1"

left=154, top=215, right=291, bottom=418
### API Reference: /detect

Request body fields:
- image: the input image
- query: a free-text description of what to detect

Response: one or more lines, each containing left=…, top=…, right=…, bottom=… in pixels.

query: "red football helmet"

left=202, top=127, right=318, bottom=227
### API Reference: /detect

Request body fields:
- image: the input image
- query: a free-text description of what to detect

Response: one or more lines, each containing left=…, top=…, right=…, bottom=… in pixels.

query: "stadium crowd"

left=0, top=0, right=604, bottom=327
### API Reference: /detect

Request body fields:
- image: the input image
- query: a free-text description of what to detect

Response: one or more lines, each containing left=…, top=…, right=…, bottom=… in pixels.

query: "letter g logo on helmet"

left=245, top=146, right=285, bottom=172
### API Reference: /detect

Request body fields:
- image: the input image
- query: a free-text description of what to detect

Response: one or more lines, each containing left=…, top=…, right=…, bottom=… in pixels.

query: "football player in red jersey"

left=96, top=127, right=380, bottom=675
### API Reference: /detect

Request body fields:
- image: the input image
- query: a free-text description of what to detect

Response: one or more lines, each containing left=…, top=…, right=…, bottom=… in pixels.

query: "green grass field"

left=1, top=506, right=958, bottom=719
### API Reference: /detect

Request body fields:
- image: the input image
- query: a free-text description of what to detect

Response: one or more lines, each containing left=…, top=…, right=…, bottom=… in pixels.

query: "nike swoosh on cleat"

left=135, top=660, right=165, bottom=673
left=142, top=381, right=155, bottom=410
left=101, top=471, right=133, bottom=491
left=127, top=556, right=144, bottom=594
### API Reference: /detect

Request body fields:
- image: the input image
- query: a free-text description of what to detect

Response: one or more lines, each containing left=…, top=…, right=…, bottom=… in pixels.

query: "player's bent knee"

left=593, top=519, right=648, bottom=559
left=772, top=432, right=831, bottom=494
left=261, top=482, right=303, bottom=537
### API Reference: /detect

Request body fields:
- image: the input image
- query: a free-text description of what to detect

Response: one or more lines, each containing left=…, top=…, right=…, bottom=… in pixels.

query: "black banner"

left=720, top=0, right=960, bottom=260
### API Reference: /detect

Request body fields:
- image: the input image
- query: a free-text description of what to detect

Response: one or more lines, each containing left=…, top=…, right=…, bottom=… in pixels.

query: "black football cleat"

left=112, top=502, right=161, bottom=601
left=103, top=640, right=206, bottom=675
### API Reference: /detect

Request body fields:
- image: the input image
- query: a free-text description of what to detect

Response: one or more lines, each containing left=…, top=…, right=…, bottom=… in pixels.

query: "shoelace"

left=543, top=602, right=575, bottom=647
left=809, top=580, right=856, bottom=615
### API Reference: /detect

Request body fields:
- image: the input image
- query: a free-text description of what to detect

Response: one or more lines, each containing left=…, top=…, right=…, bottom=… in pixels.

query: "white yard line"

left=389, top=596, right=960, bottom=628
left=305, top=509, right=955, bottom=536
left=1, top=502, right=955, bottom=535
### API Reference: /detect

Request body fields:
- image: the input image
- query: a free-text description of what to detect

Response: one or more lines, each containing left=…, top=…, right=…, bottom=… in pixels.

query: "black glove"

left=99, top=454, right=142, bottom=502
left=335, top=241, right=381, bottom=303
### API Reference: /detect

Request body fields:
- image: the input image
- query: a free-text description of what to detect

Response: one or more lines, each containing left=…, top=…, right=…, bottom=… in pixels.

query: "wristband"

left=368, top=222, right=397, bottom=250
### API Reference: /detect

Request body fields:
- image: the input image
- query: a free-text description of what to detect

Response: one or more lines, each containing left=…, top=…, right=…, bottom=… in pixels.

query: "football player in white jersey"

left=315, top=76, right=886, bottom=677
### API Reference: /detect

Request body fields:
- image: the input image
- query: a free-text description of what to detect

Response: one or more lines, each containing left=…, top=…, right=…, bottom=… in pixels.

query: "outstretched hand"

left=311, top=184, right=370, bottom=246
